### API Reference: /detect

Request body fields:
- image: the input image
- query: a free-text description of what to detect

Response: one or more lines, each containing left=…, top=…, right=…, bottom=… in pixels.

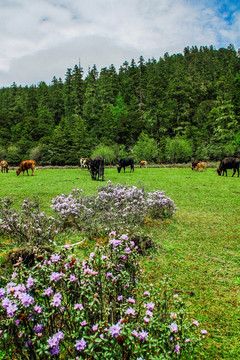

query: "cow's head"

left=117, top=166, right=121, bottom=173
left=216, top=168, right=221, bottom=176
left=16, top=169, right=21, bottom=176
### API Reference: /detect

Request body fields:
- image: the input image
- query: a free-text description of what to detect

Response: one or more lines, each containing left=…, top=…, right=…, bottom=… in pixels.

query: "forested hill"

left=1, top=44, right=240, bottom=165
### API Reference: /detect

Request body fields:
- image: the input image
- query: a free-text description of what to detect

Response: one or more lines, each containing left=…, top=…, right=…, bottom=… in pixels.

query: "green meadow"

left=0, top=166, right=240, bottom=359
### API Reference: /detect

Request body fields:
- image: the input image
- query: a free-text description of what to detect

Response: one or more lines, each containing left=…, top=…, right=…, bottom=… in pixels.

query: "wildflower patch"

left=0, top=232, right=206, bottom=359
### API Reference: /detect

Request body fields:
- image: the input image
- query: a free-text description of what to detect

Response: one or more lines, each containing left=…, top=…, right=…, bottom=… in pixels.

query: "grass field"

left=0, top=166, right=240, bottom=359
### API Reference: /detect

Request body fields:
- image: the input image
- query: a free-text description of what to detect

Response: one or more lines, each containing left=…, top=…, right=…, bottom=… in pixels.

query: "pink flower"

left=81, top=321, right=87, bottom=326
left=201, top=329, right=207, bottom=335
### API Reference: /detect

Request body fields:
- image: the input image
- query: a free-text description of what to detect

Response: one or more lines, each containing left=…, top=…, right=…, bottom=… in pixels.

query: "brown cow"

left=195, top=162, right=207, bottom=171
left=139, top=161, right=147, bottom=168
left=0, top=160, right=9, bottom=173
left=16, top=160, right=38, bottom=176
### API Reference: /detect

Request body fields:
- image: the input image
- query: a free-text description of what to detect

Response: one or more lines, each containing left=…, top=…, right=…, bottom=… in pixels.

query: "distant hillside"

left=0, top=44, right=240, bottom=165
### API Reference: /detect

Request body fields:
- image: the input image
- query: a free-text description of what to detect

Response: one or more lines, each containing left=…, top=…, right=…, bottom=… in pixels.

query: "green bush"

left=165, top=137, right=192, bottom=163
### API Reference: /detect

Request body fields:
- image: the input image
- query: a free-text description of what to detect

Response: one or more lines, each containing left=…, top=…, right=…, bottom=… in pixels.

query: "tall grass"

left=1, top=166, right=240, bottom=359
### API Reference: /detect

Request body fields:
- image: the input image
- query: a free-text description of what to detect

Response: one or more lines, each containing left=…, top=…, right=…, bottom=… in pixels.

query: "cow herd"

left=1, top=157, right=240, bottom=179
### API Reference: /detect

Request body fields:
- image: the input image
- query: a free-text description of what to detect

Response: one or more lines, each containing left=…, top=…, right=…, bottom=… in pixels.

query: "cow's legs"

left=232, top=168, right=236, bottom=177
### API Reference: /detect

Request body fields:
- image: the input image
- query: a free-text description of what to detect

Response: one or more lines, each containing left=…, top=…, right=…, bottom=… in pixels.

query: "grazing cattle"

left=217, top=157, right=240, bottom=177
left=117, top=158, right=134, bottom=173
left=191, top=160, right=199, bottom=170
left=80, top=158, right=90, bottom=170
left=0, top=160, right=9, bottom=173
left=195, top=162, right=207, bottom=171
left=90, top=156, right=104, bottom=181
left=139, top=160, right=147, bottom=168
left=16, top=160, right=38, bottom=176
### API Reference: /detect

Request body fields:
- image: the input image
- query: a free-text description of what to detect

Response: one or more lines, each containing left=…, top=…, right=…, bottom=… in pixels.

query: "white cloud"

left=0, top=0, right=239, bottom=87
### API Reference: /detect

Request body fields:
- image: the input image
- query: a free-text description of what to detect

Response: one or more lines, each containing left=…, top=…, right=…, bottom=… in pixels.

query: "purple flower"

left=126, top=297, right=135, bottom=304
left=125, top=308, right=136, bottom=316
left=186, top=338, right=190, bottom=343
left=117, top=295, right=123, bottom=301
left=50, top=346, right=60, bottom=356
left=143, top=291, right=150, bottom=296
left=110, top=239, right=122, bottom=247
left=51, top=293, right=62, bottom=307
left=120, top=234, right=128, bottom=240
left=146, top=310, right=153, bottom=317
left=174, top=344, right=180, bottom=354
left=81, top=321, right=87, bottom=326
left=2, top=297, right=11, bottom=309
left=74, top=303, right=84, bottom=310
left=50, top=272, right=61, bottom=282
left=170, top=323, right=178, bottom=333
left=26, top=276, right=35, bottom=289
left=47, top=331, right=64, bottom=348
left=109, top=323, right=122, bottom=338
left=34, top=305, right=43, bottom=314
left=44, top=287, right=53, bottom=296
left=144, top=316, right=150, bottom=323
left=19, top=293, right=34, bottom=307
left=144, top=302, right=155, bottom=311
left=70, top=274, right=77, bottom=282
left=138, top=330, right=148, bottom=341
left=170, top=312, right=177, bottom=319
left=6, top=302, right=18, bottom=317
left=11, top=272, right=18, bottom=280
left=193, top=320, right=199, bottom=327
left=201, top=329, right=208, bottom=335
left=33, top=324, right=44, bottom=333
left=0, top=288, right=5, bottom=298
left=51, top=254, right=61, bottom=263
left=75, top=338, right=87, bottom=351
left=132, top=330, right=138, bottom=337
left=92, top=324, right=98, bottom=332
left=106, top=272, right=113, bottom=278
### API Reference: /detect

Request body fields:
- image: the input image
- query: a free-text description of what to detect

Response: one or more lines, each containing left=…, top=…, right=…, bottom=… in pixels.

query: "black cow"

left=191, top=160, right=199, bottom=170
left=217, top=157, right=240, bottom=177
left=90, top=156, right=104, bottom=180
left=117, top=158, right=134, bottom=173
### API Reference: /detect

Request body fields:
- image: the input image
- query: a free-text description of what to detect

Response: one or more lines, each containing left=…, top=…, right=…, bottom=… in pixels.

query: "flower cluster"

left=0, top=196, right=58, bottom=246
left=51, top=181, right=177, bottom=237
left=0, top=232, right=205, bottom=359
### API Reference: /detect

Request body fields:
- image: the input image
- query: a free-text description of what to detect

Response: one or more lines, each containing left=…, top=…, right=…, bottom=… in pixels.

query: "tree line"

left=0, top=44, right=240, bottom=165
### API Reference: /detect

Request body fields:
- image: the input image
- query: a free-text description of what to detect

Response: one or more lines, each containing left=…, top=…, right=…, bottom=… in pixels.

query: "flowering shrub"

left=0, top=232, right=206, bottom=359
left=51, top=181, right=177, bottom=237
left=0, top=197, right=58, bottom=246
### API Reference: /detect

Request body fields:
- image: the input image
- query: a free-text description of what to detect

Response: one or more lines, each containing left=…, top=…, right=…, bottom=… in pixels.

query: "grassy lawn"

left=0, top=166, right=240, bottom=359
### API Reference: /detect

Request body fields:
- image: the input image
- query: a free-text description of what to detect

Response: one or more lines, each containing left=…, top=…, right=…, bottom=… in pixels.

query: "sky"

left=0, top=0, right=239, bottom=87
